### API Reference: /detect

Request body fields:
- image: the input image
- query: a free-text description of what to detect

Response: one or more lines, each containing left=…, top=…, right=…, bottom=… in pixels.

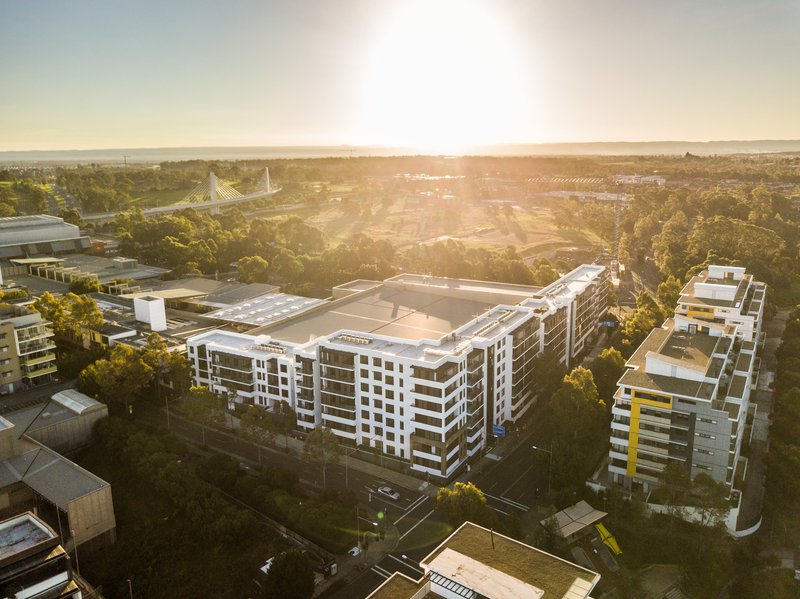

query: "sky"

left=1, top=0, right=799, bottom=152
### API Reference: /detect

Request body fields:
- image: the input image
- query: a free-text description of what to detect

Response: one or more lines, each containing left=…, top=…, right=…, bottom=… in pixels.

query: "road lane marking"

left=387, top=554, right=424, bottom=575
left=394, top=497, right=428, bottom=526
left=484, top=492, right=530, bottom=512
left=371, top=566, right=391, bottom=579
left=398, top=509, right=436, bottom=541
left=500, top=463, right=535, bottom=496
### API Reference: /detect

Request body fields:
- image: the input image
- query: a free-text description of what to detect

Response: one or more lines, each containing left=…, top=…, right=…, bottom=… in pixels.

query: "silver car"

left=377, top=486, right=400, bottom=501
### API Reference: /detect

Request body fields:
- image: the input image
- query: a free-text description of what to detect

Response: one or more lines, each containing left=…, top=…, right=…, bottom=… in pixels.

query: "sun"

left=360, top=0, right=530, bottom=153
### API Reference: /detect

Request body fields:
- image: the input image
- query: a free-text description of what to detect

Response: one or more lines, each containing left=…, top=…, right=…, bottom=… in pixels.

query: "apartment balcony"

left=23, top=363, right=57, bottom=379
left=609, top=449, right=628, bottom=462
left=17, top=340, right=56, bottom=356
left=15, top=326, right=54, bottom=343
left=320, top=367, right=355, bottom=383
left=22, top=352, right=56, bottom=367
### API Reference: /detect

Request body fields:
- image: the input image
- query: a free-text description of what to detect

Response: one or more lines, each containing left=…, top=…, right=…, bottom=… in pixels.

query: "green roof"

left=421, top=522, right=598, bottom=597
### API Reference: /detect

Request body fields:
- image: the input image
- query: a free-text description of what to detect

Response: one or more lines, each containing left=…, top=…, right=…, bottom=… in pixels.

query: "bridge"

left=82, top=168, right=281, bottom=223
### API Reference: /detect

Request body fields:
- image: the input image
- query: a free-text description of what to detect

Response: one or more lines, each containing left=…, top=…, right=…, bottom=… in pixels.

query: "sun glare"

left=360, top=0, right=530, bottom=153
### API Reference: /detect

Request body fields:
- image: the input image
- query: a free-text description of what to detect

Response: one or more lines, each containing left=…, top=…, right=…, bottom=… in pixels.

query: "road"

left=333, top=414, right=557, bottom=597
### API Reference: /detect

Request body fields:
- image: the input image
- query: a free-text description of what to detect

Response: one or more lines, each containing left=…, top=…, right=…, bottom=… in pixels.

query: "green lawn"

left=130, top=188, right=194, bottom=208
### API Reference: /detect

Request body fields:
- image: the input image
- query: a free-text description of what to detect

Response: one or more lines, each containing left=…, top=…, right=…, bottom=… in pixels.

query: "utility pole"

left=123, top=155, right=129, bottom=170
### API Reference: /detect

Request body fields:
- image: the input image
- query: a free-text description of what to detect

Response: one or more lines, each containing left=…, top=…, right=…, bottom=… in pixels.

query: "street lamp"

left=531, top=444, right=553, bottom=497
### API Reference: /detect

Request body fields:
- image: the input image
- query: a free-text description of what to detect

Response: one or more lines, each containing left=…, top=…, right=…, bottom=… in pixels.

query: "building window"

left=361, top=369, right=368, bottom=378
left=373, top=357, right=382, bottom=367
left=361, top=356, right=369, bottom=364
left=386, top=390, right=395, bottom=400
left=361, top=383, right=368, bottom=392
left=362, top=424, right=370, bottom=432
left=386, top=361, right=394, bottom=370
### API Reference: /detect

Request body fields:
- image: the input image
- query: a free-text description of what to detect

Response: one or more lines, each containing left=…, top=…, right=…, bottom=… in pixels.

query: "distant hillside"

left=2, top=140, right=800, bottom=164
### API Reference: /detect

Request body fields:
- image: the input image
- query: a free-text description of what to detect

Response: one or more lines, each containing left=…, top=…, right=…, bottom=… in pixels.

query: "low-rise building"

left=0, top=215, right=89, bottom=259
left=368, top=521, right=600, bottom=599
left=0, top=512, right=95, bottom=599
left=188, top=266, right=609, bottom=479
left=0, top=399, right=116, bottom=551
left=0, top=304, right=57, bottom=394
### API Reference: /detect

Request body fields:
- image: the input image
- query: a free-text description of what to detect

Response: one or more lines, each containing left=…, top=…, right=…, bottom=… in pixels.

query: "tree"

left=531, top=349, right=567, bottom=401
left=302, top=427, right=341, bottom=488
left=656, top=275, right=683, bottom=312
left=548, top=368, right=607, bottom=490
left=591, top=347, right=626, bottom=407
left=261, top=549, right=315, bottom=599
left=77, top=344, right=154, bottom=409
left=68, top=277, right=102, bottom=295
left=693, top=473, right=731, bottom=527
left=618, top=292, right=664, bottom=357
left=241, top=405, right=275, bottom=450
left=268, top=400, right=296, bottom=450
left=184, top=386, right=225, bottom=445
left=59, top=207, right=83, bottom=227
left=33, top=291, right=103, bottom=341
left=141, top=332, right=191, bottom=399
left=660, top=461, right=691, bottom=528
left=436, top=482, right=494, bottom=527
left=238, top=255, right=270, bottom=283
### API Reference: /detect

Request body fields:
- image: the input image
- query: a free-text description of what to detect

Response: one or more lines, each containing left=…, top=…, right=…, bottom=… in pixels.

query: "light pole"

left=345, top=445, right=359, bottom=489
left=531, top=444, right=553, bottom=496
left=70, top=529, right=80, bottom=575
left=127, top=578, right=133, bottom=599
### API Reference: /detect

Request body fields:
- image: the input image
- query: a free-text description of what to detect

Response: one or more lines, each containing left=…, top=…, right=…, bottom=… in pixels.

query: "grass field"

left=296, top=198, right=601, bottom=256
left=130, top=187, right=194, bottom=208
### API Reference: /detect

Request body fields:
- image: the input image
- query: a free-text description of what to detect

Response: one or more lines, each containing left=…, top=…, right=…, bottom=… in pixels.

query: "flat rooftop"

left=367, top=572, right=427, bottom=599
left=21, top=253, right=168, bottom=282
left=619, top=324, right=721, bottom=400
left=204, top=293, right=326, bottom=327
left=255, top=283, right=512, bottom=344
left=680, top=271, right=751, bottom=309
left=0, top=513, right=55, bottom=561
left=660, top=331, right=720, bottom=369
left=421, top=522, right=599, bottom=598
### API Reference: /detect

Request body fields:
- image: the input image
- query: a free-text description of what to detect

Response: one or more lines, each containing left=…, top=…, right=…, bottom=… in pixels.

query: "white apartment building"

left=188, top=266, right=609, bottom=479
left=676, top=265, right=766, bottom=344
left=609, top=311, right=759, bottom=493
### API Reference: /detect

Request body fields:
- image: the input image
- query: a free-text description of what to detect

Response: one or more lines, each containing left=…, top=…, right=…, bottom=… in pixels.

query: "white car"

left=377, top=486, right=400, bottom=501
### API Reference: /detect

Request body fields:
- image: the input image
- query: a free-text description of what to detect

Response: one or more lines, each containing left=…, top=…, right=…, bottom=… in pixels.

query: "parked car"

left=377, top=486, right=400, bottom=501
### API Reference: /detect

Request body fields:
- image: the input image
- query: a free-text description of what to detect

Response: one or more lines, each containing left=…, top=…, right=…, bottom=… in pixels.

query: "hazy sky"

left=2, top=0, right=799, bottom=151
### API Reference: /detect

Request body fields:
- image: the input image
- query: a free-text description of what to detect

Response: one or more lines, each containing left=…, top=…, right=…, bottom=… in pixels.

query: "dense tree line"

left=87, top=418, right=280, bottom=598
left=764, top=309, right=800, bottom=545
left=620, top=184, right=798, bottom=290
left=404, top=239, right=559, bottom=286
